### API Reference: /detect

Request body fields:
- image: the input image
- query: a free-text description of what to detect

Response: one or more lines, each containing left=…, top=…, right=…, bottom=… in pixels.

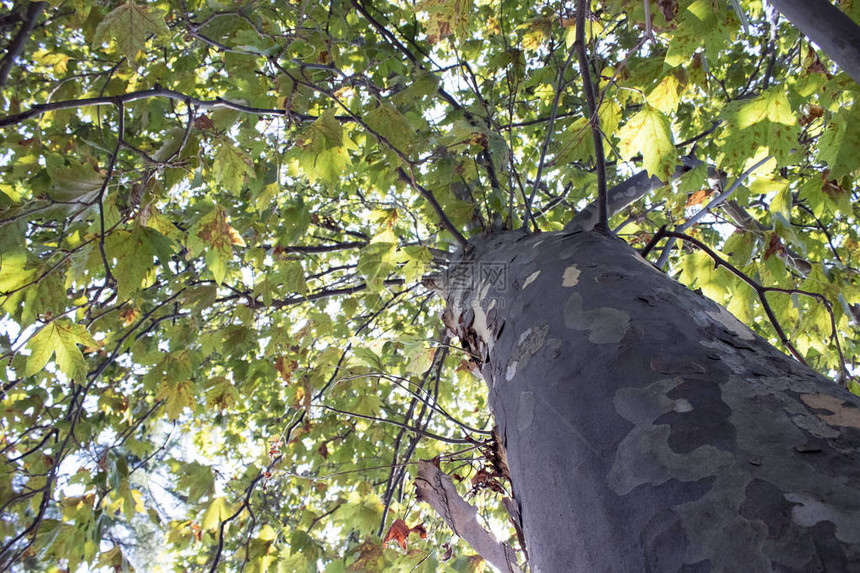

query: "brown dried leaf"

left=194, top=114, right=215, bottom=131
left=657, top=0, right=678, bottom=22
left=800, top=104, right=825, bottom=126
left=804, top=46, right=831, bottom=77
left=384, top=519, right=411, bottom=551
left=440, top=542, right=454, bottom=562
left=274, top=356, right=297, bottom=383
left=764, top=233, right=785, bottom=260
left=411, top=523, right=428, bottom=539
left=686, top=188, right=713, bottom=207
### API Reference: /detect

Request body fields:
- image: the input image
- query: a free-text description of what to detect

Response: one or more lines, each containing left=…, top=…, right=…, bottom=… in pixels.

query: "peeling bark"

left=440, top=229, right=860, bottom=572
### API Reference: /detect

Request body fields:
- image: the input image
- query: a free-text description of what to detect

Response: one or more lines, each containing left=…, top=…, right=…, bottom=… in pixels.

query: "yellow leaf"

left=617, top=105, right=676, bottom=180
left=202, top=497, right=230, bottom=530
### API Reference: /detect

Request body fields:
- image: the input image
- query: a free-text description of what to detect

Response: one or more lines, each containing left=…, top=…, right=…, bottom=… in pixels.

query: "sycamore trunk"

left=442, top=229, right=860, bottom=572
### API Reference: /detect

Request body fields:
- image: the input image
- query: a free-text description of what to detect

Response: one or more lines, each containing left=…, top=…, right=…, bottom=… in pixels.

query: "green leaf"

left=92, top=1, right=169, bottom=62
left=647, top=74, right=681, bottom=115
left=391, top=72, right=441, bottom=107
left=352, top=347, right=384, bottom=370
left=26, top=319, right=97, bottom=379
left=817, top=103, right=860, bottom=179
left=157, top=378, right=195, bottom=420
left=278, top=200, right=312, bottom=244
left=357, top=242, right=397, bottom=292
left=665, top=0, right=732, bottom=66
left=290, top=110, right=354, bottom=185
left=403, top=341, right=436, bottom=374
left=0, top=250, right=34, bottom=293
left=213, top=140, right=255, bottom=195
left=188, top=205, right=245, bottom=285
left=616, top=105, right=676, bottom=180
left=366, top=104, right=415, bottom=153
left=46, top=159, right=103, bottom=202
left=107, top=224, right=173, bottom=301
left=555, top=117, right=594, bottom=165
left=718, top=87, right=799, bottom=168
left=174, top=461, right=215, bottom=503
left=397, top=245, right=434, bottom=282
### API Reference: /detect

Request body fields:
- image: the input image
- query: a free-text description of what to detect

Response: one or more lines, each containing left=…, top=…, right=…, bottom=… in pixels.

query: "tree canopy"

left=0, top=0, right=858, bottom=570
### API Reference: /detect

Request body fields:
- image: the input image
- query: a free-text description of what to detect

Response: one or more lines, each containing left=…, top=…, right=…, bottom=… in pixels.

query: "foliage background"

left=0, top=0, right=858, bottom=570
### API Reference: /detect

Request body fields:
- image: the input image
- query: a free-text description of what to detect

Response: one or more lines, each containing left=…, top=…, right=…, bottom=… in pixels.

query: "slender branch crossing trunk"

left=441, top=229, right=860, bottom=571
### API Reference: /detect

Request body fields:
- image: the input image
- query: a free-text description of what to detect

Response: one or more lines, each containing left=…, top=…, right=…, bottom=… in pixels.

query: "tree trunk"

left=767, top=0, right=860, bottom=85
left=441, top=229, right=860, bottom=572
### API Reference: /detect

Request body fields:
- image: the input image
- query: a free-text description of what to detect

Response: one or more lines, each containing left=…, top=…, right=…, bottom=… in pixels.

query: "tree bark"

left=767, top=0, right=860, bottom=85
left=440, top=229, right=860, bottom=572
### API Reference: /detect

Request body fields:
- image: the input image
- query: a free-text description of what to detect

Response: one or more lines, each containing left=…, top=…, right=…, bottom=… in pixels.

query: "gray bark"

left=415, top=460, right=522, bottom=572
left=440, top=229, right=860, bottom=572
left=767, top=0, right=860, bottom=85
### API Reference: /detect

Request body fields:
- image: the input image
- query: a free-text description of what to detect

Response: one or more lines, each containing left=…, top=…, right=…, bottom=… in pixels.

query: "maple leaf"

left=383, top=518, right=427, bottom=551
left=213, top=140, right=254, bottom=195
left=274, top=356, right=298, bottom=383
left=119, top=306, right=140, bottom=326
left=416, top=0, right=472, bottom=43
left=718, top=87, right=799, bottom=168
left=190, top=205, right=246, bottom=284
left=764, top=233, right=786, bottom=261
left=347, top=539, right=385, bottom=571
left=26, top=319, right=98, bottom=379
left=617, top=104, right=676, bottom=180
left=384, top=518, right=411, bottom=550
left=93, top=1, right=168, bottom=62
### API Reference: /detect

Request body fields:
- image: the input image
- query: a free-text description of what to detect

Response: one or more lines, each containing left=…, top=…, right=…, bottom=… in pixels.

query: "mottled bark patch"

left=785, top=493, right=860, bottom=544
left=801, top=394, right=860, bottom=430
left=564, top=292, right=630, bottom=344
left=706, top=307, right=755, bottom=340
left=522, top=270, right=540, bottom=289
left=517, top=391, right=535, bottom=432
left=505, top=325, right=549, bottom=384
left=562, top=265, right=580, bottom=287
left=660, top=376, right=736, bottom=454
left=608, top=379, right=733, bottom=495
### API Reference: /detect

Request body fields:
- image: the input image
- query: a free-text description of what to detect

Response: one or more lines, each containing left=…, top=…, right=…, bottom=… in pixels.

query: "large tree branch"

left=415, top=460, right=523, bottom=573
left=564, top=161, right=697, bottom=232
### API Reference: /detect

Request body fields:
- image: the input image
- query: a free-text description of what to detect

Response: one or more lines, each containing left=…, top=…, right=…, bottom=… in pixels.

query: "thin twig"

left=96, top=102, right=125, bottom=283
left=526, top=43, right=578, bottom=232
left=0, top=87, right=339, bottom=129
left=398, top=169, right=470, bottom=250
left=316, top=404, right=475, bottom=445
left=656, top=156, right=771, bottom=268
left=575, top=0, right=609, bottom=232
left=0, top=2, right=47, bottom=92
left=644, top=228, right=828, bottom=368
